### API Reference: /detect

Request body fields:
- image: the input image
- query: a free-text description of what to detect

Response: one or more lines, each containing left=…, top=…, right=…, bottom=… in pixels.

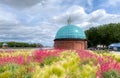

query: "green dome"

left=55, top=25, right=86, bottom=39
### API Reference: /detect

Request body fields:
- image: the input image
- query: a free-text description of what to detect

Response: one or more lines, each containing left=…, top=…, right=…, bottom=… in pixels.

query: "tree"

left=0, top=42, right=43, bottom=48
left=85, top=23, right=120, bottom=47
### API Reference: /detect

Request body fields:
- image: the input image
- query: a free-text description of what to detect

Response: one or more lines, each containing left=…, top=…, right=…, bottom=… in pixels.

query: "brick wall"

left=54, top=40, right=87, bottom=50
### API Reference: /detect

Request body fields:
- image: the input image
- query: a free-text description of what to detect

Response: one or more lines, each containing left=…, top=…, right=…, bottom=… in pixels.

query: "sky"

left=0, top=0, right=120, bottom=46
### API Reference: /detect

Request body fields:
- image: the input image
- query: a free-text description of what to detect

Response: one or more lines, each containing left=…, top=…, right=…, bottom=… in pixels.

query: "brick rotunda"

left=54, top=25, right=87, bottom=50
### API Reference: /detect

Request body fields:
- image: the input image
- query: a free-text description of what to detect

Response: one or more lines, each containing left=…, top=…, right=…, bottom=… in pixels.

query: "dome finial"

left=67, top=16, right=72, bottom=25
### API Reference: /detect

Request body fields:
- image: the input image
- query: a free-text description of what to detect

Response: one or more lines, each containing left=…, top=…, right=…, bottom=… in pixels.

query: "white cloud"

left=0, top=0, right=46, bottom=9
left=53, top=5, right=88, bottom=25
left=0, top=0, right=120, bottom=46
left=53, top=5, right=120, bottom=30
left=89, top=9, right=120, bottom=24
left=0, top=7, right=19, bottom=24
left=87, top=0, right=93, bottom=7
left=0, top=0, right=63, bottom=46
left=108, top=0, right=120, bottom=7
left=101, top=0, right=120, bottom=8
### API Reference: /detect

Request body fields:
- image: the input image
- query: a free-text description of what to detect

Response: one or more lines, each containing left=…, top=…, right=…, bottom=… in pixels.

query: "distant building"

left=108, top=43, right=120, bottom=51
left=2, top=43, right=8, bottom=49
left=36, top=43, right=43, bottom=48
left=54, top=25, right=87, bottom=50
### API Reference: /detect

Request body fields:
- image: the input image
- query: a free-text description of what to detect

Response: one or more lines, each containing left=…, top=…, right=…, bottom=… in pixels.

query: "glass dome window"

left=55, top=25, right=86, bottom=39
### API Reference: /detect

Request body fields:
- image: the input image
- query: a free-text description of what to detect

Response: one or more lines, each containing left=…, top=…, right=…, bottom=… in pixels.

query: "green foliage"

left=93, top=50, right=110, bottom=54
left=33, top=65, right=65, bottom=78
left=0, top=63, right=32, bottom=78
left=0, top=42, right=43, bottom=48
left=85, top=23, right=120, bottom=47
left=33, top=51, right=82, bottom=78
left=102, top=70, right=120, bottom=78
left=46, top=65, right=65, bottom=78
left=79, top=64, right=97, bottom=78
left=2, top=50, right=120, bottom=78
left=40, top=56, right=60, bottom=67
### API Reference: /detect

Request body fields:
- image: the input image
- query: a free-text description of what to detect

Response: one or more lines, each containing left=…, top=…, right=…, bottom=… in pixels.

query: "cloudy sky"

left=0, top=0, right=120, bottom=46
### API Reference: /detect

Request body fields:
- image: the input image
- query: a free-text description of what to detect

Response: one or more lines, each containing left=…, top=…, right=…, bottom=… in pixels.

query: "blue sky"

left=0, top=0, right=120, bottom=46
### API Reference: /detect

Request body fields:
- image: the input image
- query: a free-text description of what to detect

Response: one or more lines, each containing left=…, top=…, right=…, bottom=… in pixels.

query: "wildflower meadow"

left=0, top=49, right=120, bottom=78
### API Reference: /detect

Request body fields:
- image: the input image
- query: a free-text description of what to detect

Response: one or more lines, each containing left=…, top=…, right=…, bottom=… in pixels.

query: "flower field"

left=0, top=49, right=120, bottom=78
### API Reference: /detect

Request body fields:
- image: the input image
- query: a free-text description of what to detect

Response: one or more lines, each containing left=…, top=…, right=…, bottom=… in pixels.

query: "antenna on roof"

left=67, top=16, right=72, bottom=25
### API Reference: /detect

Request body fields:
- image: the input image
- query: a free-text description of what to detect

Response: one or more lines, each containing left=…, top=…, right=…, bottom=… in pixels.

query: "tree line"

left=85, top=23, right=120, bottom=47
left=0, top=42, right=43, bottom=48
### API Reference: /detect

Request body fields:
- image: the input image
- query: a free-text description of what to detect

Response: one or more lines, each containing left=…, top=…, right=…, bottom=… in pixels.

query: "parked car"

left=108, top=43, right=120, bottom=51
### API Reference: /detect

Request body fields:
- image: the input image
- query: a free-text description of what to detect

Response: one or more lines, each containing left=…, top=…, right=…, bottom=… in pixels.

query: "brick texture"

left=54, top=40, right=87, bottom=50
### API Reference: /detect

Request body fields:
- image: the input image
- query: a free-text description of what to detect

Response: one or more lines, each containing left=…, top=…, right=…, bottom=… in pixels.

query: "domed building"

left=2, top=43, right=8, bottom=49
left=54, top=25, right=87, bottom=50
